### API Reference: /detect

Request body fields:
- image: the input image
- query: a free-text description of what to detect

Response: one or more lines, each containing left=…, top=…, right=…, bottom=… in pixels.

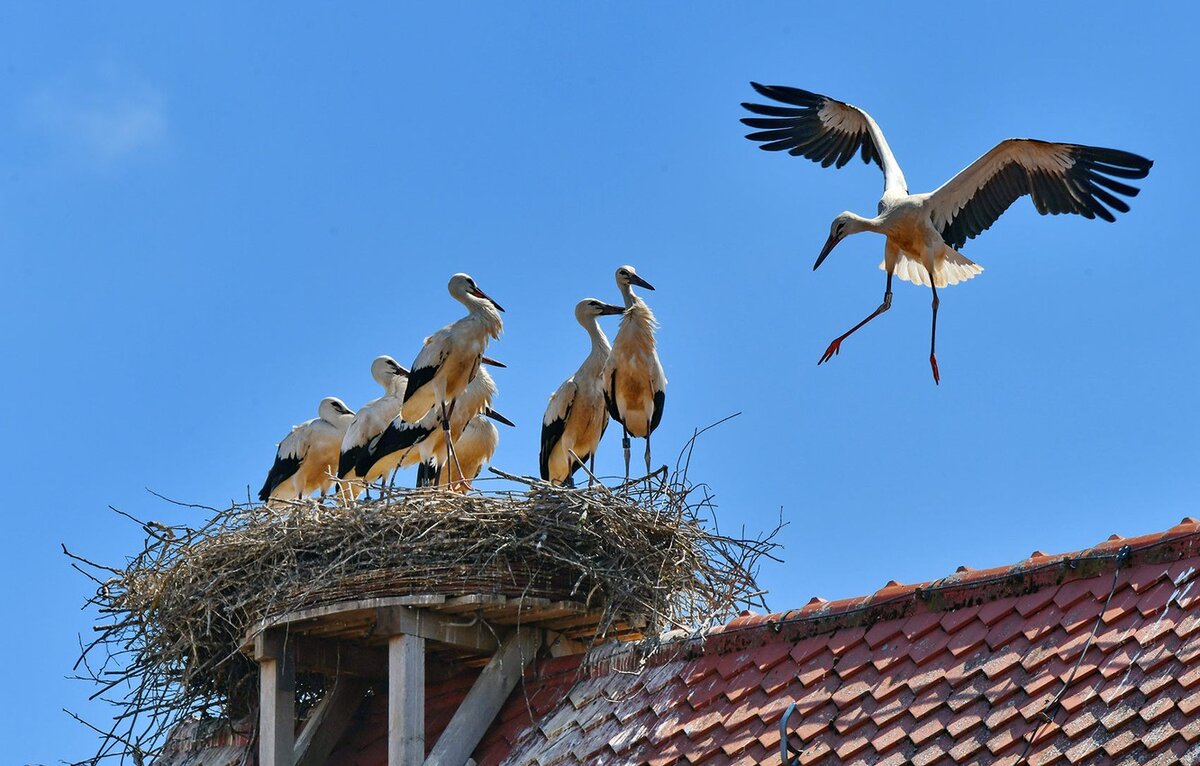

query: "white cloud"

left=25, top=65, right=166, bottom=165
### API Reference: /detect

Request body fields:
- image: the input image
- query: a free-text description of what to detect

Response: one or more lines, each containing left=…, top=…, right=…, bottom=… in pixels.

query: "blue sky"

left=3, top=3, right=1197, bottom=762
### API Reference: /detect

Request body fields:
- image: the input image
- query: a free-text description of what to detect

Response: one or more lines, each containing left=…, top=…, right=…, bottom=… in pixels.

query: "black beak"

left=481, top=355, right=506, bottom=368
left=814, top=232, right=840, bottom=271
left=483, top=408, right=515, bottom=427
left=629, top=273, right=655, bottom=291
left=393, top=363, right=410, bottom=375
left=472, top=288, right=504, bottom=312
left=599, top=303, right=626, bottom=316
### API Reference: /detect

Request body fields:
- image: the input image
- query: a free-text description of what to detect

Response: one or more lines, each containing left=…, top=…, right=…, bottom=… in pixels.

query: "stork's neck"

left=845, top=212, right=883, bottom=234
left=387, top=375, right=408, bottom=397
left=461, top=294, right=504, bottom=339
left=581, top=316, right=612, bottom=367
left=618, top=282, right=641, bottom=309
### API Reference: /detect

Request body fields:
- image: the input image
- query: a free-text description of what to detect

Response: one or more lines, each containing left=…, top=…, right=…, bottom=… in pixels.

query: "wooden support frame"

left=375, top=605, right=499, bottom=653
left=389, top=633, right=425, bottom=766
left=294, top=677, right=370, bottom=766
left=424, top=627, right=542, bottom=766
left=255, top=629, right=296, bottom=766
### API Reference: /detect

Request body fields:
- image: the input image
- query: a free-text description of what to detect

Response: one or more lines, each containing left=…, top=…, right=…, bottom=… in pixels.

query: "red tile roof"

left=165, top=518, right=1200, bottom=765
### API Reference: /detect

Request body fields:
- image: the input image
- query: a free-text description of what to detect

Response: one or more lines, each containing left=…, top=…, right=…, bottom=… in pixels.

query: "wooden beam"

left=295, top=677, right=370, bottom=766
left=424, top=628, right=543, bottom=766
left=255, top=630, right=295, bottom=766
left=291, top=637, right=387, bottom=678
left=375, top=606, right=498, bottom=653
left=389, top=633, right=425, bottom=766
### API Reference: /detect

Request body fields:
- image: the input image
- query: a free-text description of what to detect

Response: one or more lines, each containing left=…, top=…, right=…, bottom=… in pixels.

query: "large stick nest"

left=68, top=468, right=779, bottom=763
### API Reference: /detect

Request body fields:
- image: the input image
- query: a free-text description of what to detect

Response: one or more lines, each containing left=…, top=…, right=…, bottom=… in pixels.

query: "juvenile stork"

left=418, top=410, right=511, bottom=491
left=541, top=298, right=626, bottom=485
left=741, top=83, right=1153, bottom=383
left=258, top=397, right=355, bottom=502
left=361, top=367, right=511, bottom=486
left=401, top=273, right=503, bottom=473
left=336, top=356, right=408, bottom=497
left=604, top=266, right=666, bottom=478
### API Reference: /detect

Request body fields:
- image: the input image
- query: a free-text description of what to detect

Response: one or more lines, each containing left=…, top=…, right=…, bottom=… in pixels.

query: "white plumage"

left=604, top=266, right=667, bottom=477
left=401, top=273, right=504, bottom=424
left=742, top=83, right=1153, bottom=383
left=540, top=298, right=625, bottom=485
left=258, top=397, right=355, bottom=502
left=422, top=413, right=502, bottom=491
left=336, top=356, right=408, bottom=496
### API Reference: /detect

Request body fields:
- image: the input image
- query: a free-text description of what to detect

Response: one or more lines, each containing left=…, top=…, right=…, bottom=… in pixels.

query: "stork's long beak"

left=394, top=364, right=410, bottom=375
left=599, top=303, right=626, bottom=316
left=629, top=273, right=655, bottom=291
left=481, top=355, right=506, bottom=368
left=483, top=408, right=515, bottom=427
left=472, top=288, right=505, bottom=312
left=814, top=233, right=840, bottom=271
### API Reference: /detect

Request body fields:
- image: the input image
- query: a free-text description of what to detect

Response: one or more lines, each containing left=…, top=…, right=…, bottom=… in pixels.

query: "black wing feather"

left=939, top=141, right=1152, bottom=251
left=402, top=365, right=438, bottom=404
left=539, top=411, right=570, bottom=482
left=259, top=454, right=301, bottom=501
left=649, top=390, right=666, bottom=436
left=357, top=421, right=430, bottom=478
left=740, top=83, right=882, bottom=172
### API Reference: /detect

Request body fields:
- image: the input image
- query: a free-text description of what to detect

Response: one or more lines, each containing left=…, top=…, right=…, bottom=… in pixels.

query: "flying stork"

left=258, top=396, right=355, bottom=502
left=741, top=83, right=1153, bottom=383
left=401, top=273, right=504, bottom=474
left=336, top=356, right=408, bottom=498
left=540, top=298, right=626, bottom=486
left=604, top=266, right=666, bottom=478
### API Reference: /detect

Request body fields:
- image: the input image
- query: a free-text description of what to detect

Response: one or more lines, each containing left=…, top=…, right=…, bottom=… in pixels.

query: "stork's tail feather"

left=883, top=248, right=982, bottom=288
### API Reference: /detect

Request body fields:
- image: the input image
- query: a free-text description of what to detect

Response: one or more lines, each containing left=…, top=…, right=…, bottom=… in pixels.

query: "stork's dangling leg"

left=644, top=430, right=652, bottom=477
left=621, top=424, right=631, bottom=480
left=588, top=453, right=596, bottom=487
left=819, top=272, right=894, bottom=365
left=929, top=279, right=941, bottom=385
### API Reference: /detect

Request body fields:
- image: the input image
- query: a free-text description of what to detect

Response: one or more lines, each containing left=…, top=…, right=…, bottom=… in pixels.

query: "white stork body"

left=742, top=83, right=1153, bottom=383
left=401, top=274, right=503, bottom=424
left=603, top=266, right=666, bottom=477
left=361, top=367, right=511, bottom=486
left=421, top=413, right=502, bottom=492
left=336, top=357, right=408, bottom=496
left=540, top=299, right=626, bottom=485
left=259, top=397, right=355, bottom=502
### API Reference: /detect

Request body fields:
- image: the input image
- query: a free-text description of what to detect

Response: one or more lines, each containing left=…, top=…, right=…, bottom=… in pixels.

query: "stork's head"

left=318, top=397, right=355, bottom=423
left=615, top=265, right=655, bottom=292
left=575, top=297, right=626, bottom=325
left=370, top=355, right=408, bottom=388
left=449, top=273, right=505, bottom=312
left=815, top=212, right=867, bottom=270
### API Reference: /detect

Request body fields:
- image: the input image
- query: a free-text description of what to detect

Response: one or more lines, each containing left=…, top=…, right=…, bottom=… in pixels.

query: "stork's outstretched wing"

left=741, top=83, right=907, bottom=196
left=927, top=139, right=1152, bottom=251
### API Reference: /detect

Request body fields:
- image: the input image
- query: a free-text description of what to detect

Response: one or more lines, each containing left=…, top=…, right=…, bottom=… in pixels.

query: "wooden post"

left=425, top=628, right=542, bottom=766
left=389, top=633, right=425, bottom=766
left=255, top=629, right=295, bottom=766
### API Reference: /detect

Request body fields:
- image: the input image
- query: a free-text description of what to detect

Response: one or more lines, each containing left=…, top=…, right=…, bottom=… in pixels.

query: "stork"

left=541, top=298, right=626, bottom=486
left=336, top=356, right=409, bottom=497
left=258, top=397, right=355, bottom=502
left=418, top=409, right=511, bottom=491
left=361, top=367, right=511, bottom=486
left=604, top=266, right=666, bottom=478
left=741, top=83, right=1153, bottom=383
left=401, top=273, right=503, bottom=475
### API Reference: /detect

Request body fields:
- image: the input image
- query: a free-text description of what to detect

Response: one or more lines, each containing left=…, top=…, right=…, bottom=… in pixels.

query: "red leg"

left=929, top=280, right=940, bottom=385
left=819, top=272, right=894, bottom=365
